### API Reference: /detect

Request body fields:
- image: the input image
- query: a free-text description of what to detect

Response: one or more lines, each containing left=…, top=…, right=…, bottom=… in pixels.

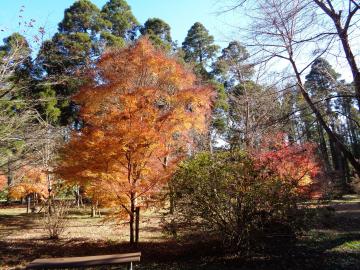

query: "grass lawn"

left=1, top=195, right=360, bottom=269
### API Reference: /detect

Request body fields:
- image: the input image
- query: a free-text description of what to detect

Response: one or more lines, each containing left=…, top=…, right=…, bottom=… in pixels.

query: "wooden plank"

left=26, top=252, right=141, bottom=269
left=27, top=254, right=141, bottom=269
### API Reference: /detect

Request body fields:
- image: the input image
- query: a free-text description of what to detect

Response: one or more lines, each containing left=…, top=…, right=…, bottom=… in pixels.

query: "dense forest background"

left=0, top=1, right=360, bottom=269
left=1, top=0, right=358, bottom=195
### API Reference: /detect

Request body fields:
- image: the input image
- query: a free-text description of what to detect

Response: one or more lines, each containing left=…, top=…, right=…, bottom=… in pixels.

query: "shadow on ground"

left=1, top=232, right=360, bottom=270
left=1, top=198, right=360, bottom=270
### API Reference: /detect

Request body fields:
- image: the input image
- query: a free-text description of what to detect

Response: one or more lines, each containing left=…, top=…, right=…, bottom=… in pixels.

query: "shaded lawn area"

left=0, top=196, right=360, bottom=270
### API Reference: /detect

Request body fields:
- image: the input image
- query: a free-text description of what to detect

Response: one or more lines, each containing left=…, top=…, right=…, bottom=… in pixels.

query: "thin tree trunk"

left=209, top=131, right=214, bottom=154
left=129, top=192, right=135, bottom=245
left=48, top=191, right=53, bottom=215
left=337, top=31, right=360, bottom=109
left=30, top=193, right=36, bottom=213
left=317, top=123, right=331, bottom=171
left=349, top=121, right=360, bottom=158
left=169, top=182, right=175, bottom=214
left=329, top=137, right=340, bottom=171
left=74, top=186, right=83, bottom=208
left=244, top=97, right=250, bottom=147
left=344, top=157, right=351, bottom=187
left=6, top=159, right=13, bottom=202
left=343, top=98, right=360, bottom=158
left=27, top=195, right=30, bottom=214
left=91, top=202, right=95, bottom=218
left=35, top=195, right=37, bottom=212
left=135, top=206, right=140, bottom=244
left=47, top=172, right=52, bottom=215
left=97, top=200, right=101, bottom=217
left=163, top=156, right=175, bottom=214
left=75, top=188, right=80, bottom=208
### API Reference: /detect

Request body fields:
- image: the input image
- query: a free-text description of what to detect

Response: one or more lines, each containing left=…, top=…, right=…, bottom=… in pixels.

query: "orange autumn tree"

left=0, top=172, right=6, bottom=192
left=8, top=166, right=48, bottom=212
left=56, top=38, right=215, bottom=244
left=9, top=166, right=48, bottom=199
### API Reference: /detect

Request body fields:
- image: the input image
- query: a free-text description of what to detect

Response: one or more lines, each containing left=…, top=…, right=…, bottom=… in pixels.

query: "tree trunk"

left=129, top=192, right=135, bottom=245
left=26, top=195, right=31, bottom=214
left=344, top=157, right=351, bottom=188
left=135, top=206, right=140, bottom=244
left=169, top=182, right=175, bottom=214
left=163, top=156, right=175, bottom=215
left=329, top=137, right=340, bottom=171
left=343, top=98, right=360, bottom=158
left=6, top=159, right=13, bottom=202
left=91, top=202, right=96, bottom=218
left=74, top=186, right=83, bottom=208
left=75, top=188, right=80, bottom=208
left=48, top=193, right=53, bottom=216
left=299, top=106, right=314, bottom=141
left=31, top=193, right=37, bottom=213
left=337, top=30, right=360, bottom=110
left=317, top=123, right=331, bottom=171
left=209, top=131, right=214, bottom=154
left=95, top=200, right=101, bottom=217
left=349, top=121, right=360, bottom=159
left=335, top=151, right=349, bottom=194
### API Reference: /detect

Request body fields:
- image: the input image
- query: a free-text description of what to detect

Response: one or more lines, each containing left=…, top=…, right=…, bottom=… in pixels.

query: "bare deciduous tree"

left=312, top=0, right=360, bottom=109
left=226, top=0, right=360, bottom=175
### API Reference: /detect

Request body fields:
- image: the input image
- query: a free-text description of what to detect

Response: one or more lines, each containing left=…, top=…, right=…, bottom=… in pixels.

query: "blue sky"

left=0, top=0, right=241, bottom=48
left=1, top=0, right=355, bottom=82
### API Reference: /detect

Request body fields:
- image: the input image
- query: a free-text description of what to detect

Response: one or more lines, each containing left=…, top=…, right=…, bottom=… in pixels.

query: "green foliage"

left=0, top=33, right=33, bottom=88
left=101, top=0, right=139, bottom=39
left=210, top=81, right=228, bottom=134
left=36, top=32, right=92, bottom=124
left=37, top=0, right=138, bottom=124
left=181, top=23, right=226, bottom=147
left=58, top=0, right=108, bottom=33
left=305, top=58, right=340, bottom=94
left=0, top=33, right=35, bottom=163
left=214, top=82, right=228, bottom=111
left=37, top=85, right=61, bottom=123
left=0, top=32, right=31, bottom=62
left=169, top=150, right=308, bottom=255
left=213, top=41, right=253, bottom=88
left=100, top=31, right=125, bottom=48
left=0, top=188, right=8, bottom=201
left=182, top=22, right=219, bottom=67
left=303, top=59, right=341, bottom=144
left=38, top=33, right=93, bottom=76
left=140, top=18, right=172, bottom=51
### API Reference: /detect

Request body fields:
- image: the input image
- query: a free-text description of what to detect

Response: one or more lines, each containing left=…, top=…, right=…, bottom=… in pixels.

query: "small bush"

left=42, top=200, right=70, bottom=239
left=0, top=187, right=8, bottom=201
left=167, top=150, right=316, bottom=256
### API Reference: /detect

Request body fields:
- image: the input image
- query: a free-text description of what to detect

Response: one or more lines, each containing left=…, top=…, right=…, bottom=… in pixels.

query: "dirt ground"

left=1, top=195, right=360, bottom=270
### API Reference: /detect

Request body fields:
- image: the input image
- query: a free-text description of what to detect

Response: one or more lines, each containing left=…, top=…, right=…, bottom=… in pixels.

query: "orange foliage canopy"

left=8, top=166, right=48, bottom=199
left=56, top=38, right=215, bottom=218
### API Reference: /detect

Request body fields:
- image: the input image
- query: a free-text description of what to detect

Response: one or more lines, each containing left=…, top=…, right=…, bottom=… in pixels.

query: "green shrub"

left=0, top=187, right=8, bottom=201
left=166, top=150, right=310, bottom=256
